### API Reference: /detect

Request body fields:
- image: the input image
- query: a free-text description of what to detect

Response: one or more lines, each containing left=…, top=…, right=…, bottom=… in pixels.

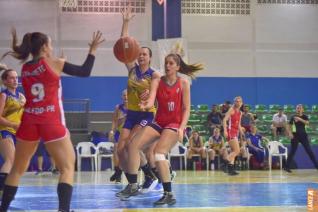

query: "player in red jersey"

left=118, top=53, right=203, bottom=205
left=223, top=96, right=244, bottom=176
left=0, top=28, right=104, bottom=212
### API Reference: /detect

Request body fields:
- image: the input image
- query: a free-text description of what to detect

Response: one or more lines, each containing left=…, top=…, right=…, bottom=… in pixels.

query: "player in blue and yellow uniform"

left=116, top=6, right=161, bottom=197
left=109, top=89, right=128, bottom=183
left=0, top=66, right=25, bottom=196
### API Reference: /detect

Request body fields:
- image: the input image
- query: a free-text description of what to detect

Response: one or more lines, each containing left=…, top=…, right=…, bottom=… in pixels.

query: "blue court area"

left=9, top=182, right=317, bottom=210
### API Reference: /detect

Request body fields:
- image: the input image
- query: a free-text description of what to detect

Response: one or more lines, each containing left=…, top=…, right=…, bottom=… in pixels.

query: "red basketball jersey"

left=228, top=108, right=241, bottom=132
left=21, top=59, right=65, bottom=125
left=155, top=77, right=183, bottom=127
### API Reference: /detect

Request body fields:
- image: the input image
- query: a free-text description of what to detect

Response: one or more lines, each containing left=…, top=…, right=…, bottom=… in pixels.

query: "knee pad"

left=154, top=153, right=166, bottom=162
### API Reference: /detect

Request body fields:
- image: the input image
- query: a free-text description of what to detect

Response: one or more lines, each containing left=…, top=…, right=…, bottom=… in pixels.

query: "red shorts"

left=16, top=122, right=68, bottom=143
left=227, top=129, right=239, bottom=141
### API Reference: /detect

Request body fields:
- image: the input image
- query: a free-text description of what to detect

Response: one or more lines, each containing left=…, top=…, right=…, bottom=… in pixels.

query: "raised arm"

left=121, top=5, right=136, bottom=71
left=52, top=31, right=104, bottom=77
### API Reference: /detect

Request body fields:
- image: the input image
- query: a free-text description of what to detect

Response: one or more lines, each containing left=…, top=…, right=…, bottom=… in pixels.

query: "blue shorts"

left=123, top=110, right=154, bottom=130
left=0, top=130, right=16, bottom=144
left=148, top=122, right=178, bottom=134
left=248, top=147, right=265, bottom=163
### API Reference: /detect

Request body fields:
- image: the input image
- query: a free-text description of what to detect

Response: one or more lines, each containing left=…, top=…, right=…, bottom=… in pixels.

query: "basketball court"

left=0, top=0, right=318, bottom=211
left=6, top=169, right=317, bottom=211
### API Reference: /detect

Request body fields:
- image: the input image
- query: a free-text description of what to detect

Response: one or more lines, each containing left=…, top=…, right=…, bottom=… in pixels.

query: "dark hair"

left=1, top=69, right=15, bottom=81
left=165, top=53, right=203, bottom=79
left=2, top=28, right=49, bottom=62
left=141, top=46, right=152, bottom=58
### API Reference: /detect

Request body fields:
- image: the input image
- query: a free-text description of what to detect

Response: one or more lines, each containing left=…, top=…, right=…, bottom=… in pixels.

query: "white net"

left=59, top=0, right=78, bottom=8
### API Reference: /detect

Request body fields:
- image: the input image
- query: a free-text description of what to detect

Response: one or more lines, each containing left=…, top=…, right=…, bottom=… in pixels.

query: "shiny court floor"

left=6, top=169, right=318, bottom=211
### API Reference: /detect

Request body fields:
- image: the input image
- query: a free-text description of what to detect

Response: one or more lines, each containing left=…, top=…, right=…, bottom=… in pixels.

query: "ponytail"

left=166, top=53, right=203, bottom=79
left=1, top=28, right=48, bottom=63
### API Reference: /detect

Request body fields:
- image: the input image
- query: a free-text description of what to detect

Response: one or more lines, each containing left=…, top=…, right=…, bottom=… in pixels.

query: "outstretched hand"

left=88, top=31, right=105, bottom=55
left=139, top=100, right=153, bottom=111
left=139, top=89, right=150, bottom=101
left=121, top=4, right=135, bottom=23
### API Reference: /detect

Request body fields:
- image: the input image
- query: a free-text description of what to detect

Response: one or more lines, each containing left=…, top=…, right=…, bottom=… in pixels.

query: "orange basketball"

left=113, top=36, right=140, bottom=63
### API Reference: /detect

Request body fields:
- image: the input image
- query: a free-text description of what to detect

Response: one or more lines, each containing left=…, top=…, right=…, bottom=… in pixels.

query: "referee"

left=284, top=104, right=318, bottom=172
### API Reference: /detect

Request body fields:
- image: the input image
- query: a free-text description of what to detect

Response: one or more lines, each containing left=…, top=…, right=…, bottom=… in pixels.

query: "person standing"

left=115, top=6, right=161, bottom=195
left=223, top=96, right=244, bottom=176
left=109, top=89, right=127, bottom=183
left=284, top=104, right=318, bottom=173
left=0, top=28, right=104, bottom=212
left=0, top=67, right=25, bottom=196
left=118, top=53, right=202, bottom=205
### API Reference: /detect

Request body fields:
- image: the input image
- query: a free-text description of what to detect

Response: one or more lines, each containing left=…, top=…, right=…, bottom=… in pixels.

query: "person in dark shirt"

left=207, top=104, right=223, bottom=134
left=240, top=105, right=255, bottom=133
left=221, top=100, right=231, bottom=118
left=284, top=104, right=318, bottom=173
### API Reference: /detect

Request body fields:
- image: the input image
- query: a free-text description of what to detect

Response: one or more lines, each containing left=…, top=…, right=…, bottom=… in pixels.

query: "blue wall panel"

left=61, top=77, right=128, bottom=111
left=61, top=77, right=318, bottom=111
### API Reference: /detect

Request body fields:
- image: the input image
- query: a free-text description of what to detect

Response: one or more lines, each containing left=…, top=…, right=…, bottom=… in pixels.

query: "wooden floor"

left=7, top=169, right=318, bottom=211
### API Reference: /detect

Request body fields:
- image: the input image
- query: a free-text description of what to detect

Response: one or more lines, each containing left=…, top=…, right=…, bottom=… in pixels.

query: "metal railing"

left=63, top=99, right=90, bottom=133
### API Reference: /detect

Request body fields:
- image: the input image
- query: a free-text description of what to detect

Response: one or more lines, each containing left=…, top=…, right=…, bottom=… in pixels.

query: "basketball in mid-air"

left=113, top=36, right=140, bottom=63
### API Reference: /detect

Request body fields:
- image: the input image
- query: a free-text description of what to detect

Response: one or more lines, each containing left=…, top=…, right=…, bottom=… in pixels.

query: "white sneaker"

left=171, top=171, right=177, bottom=182
left=154, top=183, right=164, bottom=192
left=140, top=177, right=158, bottom=193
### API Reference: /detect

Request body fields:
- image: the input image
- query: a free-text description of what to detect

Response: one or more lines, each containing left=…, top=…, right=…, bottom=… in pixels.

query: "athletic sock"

left=162, top=182, right=172, bottom=192
left=0, top=185, right=18, bottom=211
left=0, top=173, right=8, bottom=191
left=126, top=173, right=138, bottom=184
left=57, top=183, right=73, bottom=212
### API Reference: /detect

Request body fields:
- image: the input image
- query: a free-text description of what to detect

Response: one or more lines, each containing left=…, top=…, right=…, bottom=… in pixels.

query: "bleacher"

left=187, top=104, right=318, bottom=146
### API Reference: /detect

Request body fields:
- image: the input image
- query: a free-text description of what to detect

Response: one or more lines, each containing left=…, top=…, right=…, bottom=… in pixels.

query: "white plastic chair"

left=168, top=142, right=187, bottom=170
left=76, top=142, right=97, bottom=171
left=96, top=142, right=114, bottom=171
left=267, top=141, right=288, bottom=170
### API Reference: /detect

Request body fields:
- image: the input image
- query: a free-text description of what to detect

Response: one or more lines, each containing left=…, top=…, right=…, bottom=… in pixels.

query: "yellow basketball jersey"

left=127, top=65, right=156, bottom=113
left=0, top=89, right=24, bottom=134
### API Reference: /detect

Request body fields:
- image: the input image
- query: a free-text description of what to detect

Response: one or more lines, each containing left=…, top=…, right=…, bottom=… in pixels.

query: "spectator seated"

left=186, top=131, right=207, bottom=170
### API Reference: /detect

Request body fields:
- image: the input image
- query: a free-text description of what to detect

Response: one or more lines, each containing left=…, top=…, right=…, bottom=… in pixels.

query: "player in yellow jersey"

left=116, top=6, right=162, bottom=196
left=109, top=89, right=128, bottom=183
left=0, top=65, right=25, bottom=196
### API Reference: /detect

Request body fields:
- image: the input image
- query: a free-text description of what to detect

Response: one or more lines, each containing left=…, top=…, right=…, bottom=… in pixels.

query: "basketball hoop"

left=59, top=0, right=78, bottom=8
